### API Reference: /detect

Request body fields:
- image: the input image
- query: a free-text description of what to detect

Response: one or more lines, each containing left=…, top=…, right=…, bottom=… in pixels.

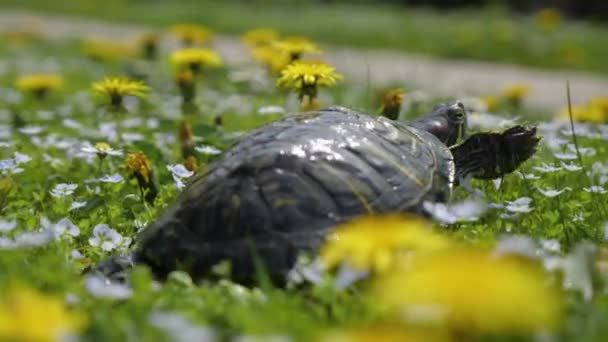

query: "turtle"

left=97, top=102, right=540, bottom=283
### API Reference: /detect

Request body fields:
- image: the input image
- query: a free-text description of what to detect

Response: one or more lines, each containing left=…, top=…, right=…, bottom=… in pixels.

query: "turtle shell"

left=136, top=107, right=455, bottom=282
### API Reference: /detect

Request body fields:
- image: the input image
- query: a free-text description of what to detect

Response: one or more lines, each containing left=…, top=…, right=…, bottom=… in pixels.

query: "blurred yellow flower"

left=170, top=48, right=223, bottom=73
left=0, top=286, right=86, bottom=342
left=322, top=325, right=449, bottom=342
left=92, top=77, right=149, bottom=108
left=374, top=248, right=561, bottom=334
left=125, top=151, right=153, bottom=185
left=82, top=39, right=133, bottom=63
left=169, top=23, right=212, bottom=46
left=242, top=28, right=279, bottom=46
left=535, top=8, right=561, bottom=32
left=379, top=88, right=406, bottom=120
left=278, top=61, right=342, bottom=91
left=252, top=45, right=290, bottom=74
left=481, top=95, right=498, bottom=112
left=274, top=36, right=320, bottom=61
left=501, top=83, right=530, bottom=105
left=16, top=74, right=63, bottom=97
left=558, top=97, right=608, bottom=123
left=320, top=214, right=450, bottom=273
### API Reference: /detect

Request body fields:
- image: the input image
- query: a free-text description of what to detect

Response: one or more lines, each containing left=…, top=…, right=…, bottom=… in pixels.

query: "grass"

left=4, top=0, right=608, bottom=74
left=0, top=26, right=608, bottom=341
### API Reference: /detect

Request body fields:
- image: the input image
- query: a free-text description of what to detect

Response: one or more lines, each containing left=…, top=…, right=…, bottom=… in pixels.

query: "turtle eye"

left=448, top=102, right=466, bottom=123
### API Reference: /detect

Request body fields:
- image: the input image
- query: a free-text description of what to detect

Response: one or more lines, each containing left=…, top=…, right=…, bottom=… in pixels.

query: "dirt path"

left=2, top=9, right=607, bottom=111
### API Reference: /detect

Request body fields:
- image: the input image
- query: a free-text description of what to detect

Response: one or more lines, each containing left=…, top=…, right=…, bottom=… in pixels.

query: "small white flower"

left=99, top=173, right=125, bottom=183
left=13, top=152, right=32, bottom=164
left=49, top=183, right=78, bottom=198
left=0, top=229, right=56, bottom=249
left=533, top=163, right=562, bottom=173
left=560, top=161, right=582, bottom=172
left=39, top=217, right=80, bottom=238
left=515, top=171, right=540, bottom=180
left=69, top=200, right=87, bottom=211
left=423, top=199, right=487, bottom=224
left=195, top=145, right=222, bottom=155
left=257, top=105, right=285, bottom=115
left=148, top=311, right=216, bottom=342
left=81, top=142, right=123, bottom=157
left=568, top=144, right=596, bottom=157
left=553, top=152, right=577, bottom=160
left=167, top=164, right=194, bottom=179
left=584, top=186, right=606, bottom=194
left=70, top=249, right=84, bottom=260
left=494, top=235, right=538, bottom=258
left=43, top=153, right=64, bottom=168
left=63, top=118, right=83, bottom=129
left=536, top=186, right=570, bottom=198
left=17, top=125, right=45, bottom=135
left=121, top=132, right=145, bottom=143
left=0, top=219, right=17, bottom=232
left=88, top=224, right=124, bottom=252
left=540, top=239, right=561, bottom=253
left=573, top=211, right=584, bottom=222
left=505, top=197, right=533, bottom=213
left=85, top=274, right=133, bottom=299
left=0, top=159, right=24, bottom=175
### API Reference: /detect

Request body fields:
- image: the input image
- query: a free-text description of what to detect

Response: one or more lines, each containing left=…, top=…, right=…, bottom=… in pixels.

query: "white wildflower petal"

left=0, top=229, right=56, bottom=249
left=257, top=105, right=285, bottom=115
left=167, top=164, right=194, bottom=179
left=584, top=186, right=606, bottom=194
left=70, top=249, right=84, bottom=260
left=0, top=159, right=24, bottom=175
left=494, top=235, right=539, bottom=259
left=89, top=224, right=124, bottom=251
left=49, top=183, right=78, bottom=198
left=560, top=161, right=582, bottom=172
left=148, top=311, right=216, bottom=342
left=540, top=239, right=561, bottom=253
left=13, top=152, right=32, bottom=164
left=85, top=275, right=133, bottom=299
left=553, top=152, right=577, bottom=160
left=515, top=171, right=540, bottom=180
left=568, top=144, right=596, bottom=157
left=69, top=200, right=87, bottom=211
left=505, top=197, right=533, bottom=213
left=333, top=263, right=369, bottom=289
left=536, top=186, right=571, bottom=198
left=55, top=218, right=80, bottom=237
left=99, top=173, right=125, bottom=183
left=533, top=163, right=562, bottom=173
left=195, top=145, right=222, bottom=155
left=423, top=199, right=488, bottom=224
left=0, top=219, right=17, bottom=232
left=17, top=125, right=45, bottom=135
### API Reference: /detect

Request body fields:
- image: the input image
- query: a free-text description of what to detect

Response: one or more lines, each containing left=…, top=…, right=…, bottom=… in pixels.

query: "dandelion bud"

left=124, top=151, right=157, bottom=204
left=379, top=88, right=405, bottom=120
left=178, top=120, right=195, bottom=159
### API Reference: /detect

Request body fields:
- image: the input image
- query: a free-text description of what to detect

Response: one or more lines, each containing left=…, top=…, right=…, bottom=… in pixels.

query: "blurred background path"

left=1, top=9, right=607, bottom=111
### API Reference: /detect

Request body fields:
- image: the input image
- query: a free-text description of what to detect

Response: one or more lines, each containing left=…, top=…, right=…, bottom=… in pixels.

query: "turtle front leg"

left=451, top=125, right=541, bottom=181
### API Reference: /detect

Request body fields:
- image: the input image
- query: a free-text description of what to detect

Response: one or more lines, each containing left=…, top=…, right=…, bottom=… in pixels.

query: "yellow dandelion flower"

left=169, top=23, right=212, bottom=46
left=481, top=95, right=498, bottom=112
left=277, top=61, right=342, bottom=100
left=124, top=151, right=152, bottom=185
left=322, top=325, right=450, bottom=342
left=535, top=8, right=561, bottom=32
left=242, top=28, right=279, bottom=46
left=0, top=286, right=86, bottom=342
left=379, top=88, right=406, bottom=120
left=274, top=36, right=320, bottom=61
left=374, top=248, right=562, bottom=334
left=170, top=48, right=223, bottom=73
left=16, top=74, right=63, bottom=97
left=92, top=77, right=149, bottom=108
left=252, top=45, right=290, bottom=74
left=501, top=83, right=530, bottom=105
left=589, top=96, right=608, bottom=115
left=559, top=104, right=604, bottom=123
left=82, top=39, right=133, bottom=63
left=320, top=214, right=450, bottom=273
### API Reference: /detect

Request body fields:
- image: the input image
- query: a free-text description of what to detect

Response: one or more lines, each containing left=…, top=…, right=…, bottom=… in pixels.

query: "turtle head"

left=451, top=125, right=541, bottom=181
left=411, top=101, right=467, bottom=146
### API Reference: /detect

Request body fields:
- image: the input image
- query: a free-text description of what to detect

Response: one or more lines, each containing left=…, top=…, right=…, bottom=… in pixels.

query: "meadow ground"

left=0, top=4, right=608, bottom=342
